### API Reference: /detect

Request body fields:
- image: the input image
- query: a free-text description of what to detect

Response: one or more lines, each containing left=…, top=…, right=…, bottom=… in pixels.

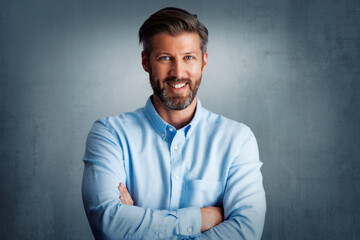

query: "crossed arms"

left=82, top=120, right=266, bottom=239
left=118, top=183, right=224, bottom=232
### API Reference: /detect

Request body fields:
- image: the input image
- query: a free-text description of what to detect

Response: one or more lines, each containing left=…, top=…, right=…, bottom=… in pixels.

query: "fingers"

left=118, top=183, right=128, bottom=204
left=118, top=183, right=129, bottom=204
left=118, top=183, right=134, bottom=205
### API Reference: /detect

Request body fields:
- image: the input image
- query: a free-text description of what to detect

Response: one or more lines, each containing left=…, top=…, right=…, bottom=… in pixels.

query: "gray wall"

left=1, top=0, right=359, bottom=239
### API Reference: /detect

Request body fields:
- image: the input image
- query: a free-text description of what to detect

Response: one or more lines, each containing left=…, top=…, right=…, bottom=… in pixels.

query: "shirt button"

left=187, top=227, right=193, bottom=233
left=158, top=232, right=163, bottom=238
left=174, top=145, right=178, bottom=150
left=169, top=128, right=173, bottom=132
left=161, top=133, right=165, bottom=137
left=175, top=175, right=179, bottom=180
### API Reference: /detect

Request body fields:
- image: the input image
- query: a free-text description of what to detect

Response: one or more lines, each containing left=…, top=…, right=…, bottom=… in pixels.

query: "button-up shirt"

left=82, top=97, right=266, bottom=239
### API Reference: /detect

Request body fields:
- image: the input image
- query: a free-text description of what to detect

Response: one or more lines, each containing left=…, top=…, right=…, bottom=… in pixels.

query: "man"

left=82, top=7, right=266, bottom=239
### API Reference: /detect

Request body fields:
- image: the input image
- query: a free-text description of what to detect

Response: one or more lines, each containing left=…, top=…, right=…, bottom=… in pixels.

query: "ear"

left=202, top=52, right=208, bottom=72
left=141, top=51, right=150, bottom=72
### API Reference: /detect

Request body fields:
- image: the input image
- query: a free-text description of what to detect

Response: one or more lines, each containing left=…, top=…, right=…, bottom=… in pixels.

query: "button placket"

left=169, top=132, right=183, bottom=210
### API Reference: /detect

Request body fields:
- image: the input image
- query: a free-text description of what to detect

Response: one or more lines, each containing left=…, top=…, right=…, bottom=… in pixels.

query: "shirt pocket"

left=181, top=180, right=224, bottom=208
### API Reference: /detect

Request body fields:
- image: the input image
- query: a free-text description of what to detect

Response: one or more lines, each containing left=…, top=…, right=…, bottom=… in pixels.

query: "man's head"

left=139, top=7, right=208, bottom=59
left=139, top=7, right=209, bottom=110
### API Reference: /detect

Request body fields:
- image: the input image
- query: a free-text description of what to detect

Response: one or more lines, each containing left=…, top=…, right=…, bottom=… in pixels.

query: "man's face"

left=142, top=32, right=208, bottom=110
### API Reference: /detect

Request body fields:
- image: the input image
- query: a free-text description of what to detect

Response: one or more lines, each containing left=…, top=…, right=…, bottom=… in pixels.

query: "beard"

left=149, top=70, right=202, bottom=110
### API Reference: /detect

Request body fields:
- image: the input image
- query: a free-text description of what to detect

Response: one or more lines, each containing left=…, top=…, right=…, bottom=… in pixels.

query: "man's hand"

left=118, top=183, right=134, bottom=205
left=200, top=206, right=224, bottom=232
left=118, top=183, right=224, bottom=232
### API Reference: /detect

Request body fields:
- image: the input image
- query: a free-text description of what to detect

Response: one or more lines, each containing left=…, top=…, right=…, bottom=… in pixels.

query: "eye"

left=158, top=56, right=171, bottom=61
left=184, top=56, right=194, bottom=60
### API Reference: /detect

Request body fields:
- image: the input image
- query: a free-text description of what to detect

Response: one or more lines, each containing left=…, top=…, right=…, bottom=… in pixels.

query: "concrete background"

left=1, top=0, right=359, bottom=239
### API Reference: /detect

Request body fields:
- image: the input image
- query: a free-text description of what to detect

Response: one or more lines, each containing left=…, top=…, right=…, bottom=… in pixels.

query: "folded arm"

left=116, top=126, right=266, bottom=240
left=118, top=183, right=224, bottom=233
left=82, top=120, right=202, bottom=239
left=201, top=127, right=266, bottom=240
left=82, top=120, right=265, bottom=239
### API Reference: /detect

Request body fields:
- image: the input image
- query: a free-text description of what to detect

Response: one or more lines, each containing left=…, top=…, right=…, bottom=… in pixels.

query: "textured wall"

left=1, top=0, right=359, bottom=239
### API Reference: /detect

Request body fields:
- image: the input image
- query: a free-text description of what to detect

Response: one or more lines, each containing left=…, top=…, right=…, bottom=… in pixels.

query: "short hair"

left=139, top=7, right=208, bottom=57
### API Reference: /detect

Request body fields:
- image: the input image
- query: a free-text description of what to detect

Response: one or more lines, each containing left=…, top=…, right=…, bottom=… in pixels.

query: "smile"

left=167, top=82, right=187, bottom=89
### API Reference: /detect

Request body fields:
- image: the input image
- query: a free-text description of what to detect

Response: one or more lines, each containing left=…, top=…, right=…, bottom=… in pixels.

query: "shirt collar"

left=145, top=96, right=203, bottom=140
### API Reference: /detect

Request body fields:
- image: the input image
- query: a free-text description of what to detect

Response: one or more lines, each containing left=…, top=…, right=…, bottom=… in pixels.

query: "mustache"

left=164, top=77, right=190, bottom=84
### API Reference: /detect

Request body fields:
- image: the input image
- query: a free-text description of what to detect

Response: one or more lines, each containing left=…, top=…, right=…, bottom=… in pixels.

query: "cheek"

left=189, top=65, right=203, bottom=78
left=151, top=65, right=169, bottom=78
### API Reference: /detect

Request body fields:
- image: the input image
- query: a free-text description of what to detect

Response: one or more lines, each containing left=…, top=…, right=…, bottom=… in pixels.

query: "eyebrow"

left=154, top=52, right=171, bottom=58
left=156, top=51, right=199, bottom=55
left=184, top=52, right=198, bottom=55
left=154, top=51, right=200, bottom=58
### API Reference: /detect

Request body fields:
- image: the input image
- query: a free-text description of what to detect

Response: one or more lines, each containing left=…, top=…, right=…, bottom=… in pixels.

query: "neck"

left=152, top=95, right=197, bottom=129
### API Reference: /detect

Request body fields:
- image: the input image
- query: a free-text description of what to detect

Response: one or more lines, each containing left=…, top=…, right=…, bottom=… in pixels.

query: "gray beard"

left=156, top=85, right=195, bottom=110
left=150, top=74, right=201, bottom=111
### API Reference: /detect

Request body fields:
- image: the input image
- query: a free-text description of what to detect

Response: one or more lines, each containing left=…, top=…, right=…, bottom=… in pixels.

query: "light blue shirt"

left=82, top=97, right=266, bottom=240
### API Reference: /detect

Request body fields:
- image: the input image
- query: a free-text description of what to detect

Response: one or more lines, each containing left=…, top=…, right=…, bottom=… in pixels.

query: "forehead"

left=151, top=32, right=201, bottom=55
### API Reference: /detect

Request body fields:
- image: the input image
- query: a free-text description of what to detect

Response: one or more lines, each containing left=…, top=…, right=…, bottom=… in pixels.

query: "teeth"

left=169, top=83, right=186, bottom=88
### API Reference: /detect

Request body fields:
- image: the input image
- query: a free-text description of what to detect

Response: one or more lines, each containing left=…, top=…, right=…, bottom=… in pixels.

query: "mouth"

left=167, top=82, right=188, bottom=89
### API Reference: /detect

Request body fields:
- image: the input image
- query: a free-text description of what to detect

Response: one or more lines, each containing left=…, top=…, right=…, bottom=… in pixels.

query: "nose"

left=169, top=60, right=186, bottom=79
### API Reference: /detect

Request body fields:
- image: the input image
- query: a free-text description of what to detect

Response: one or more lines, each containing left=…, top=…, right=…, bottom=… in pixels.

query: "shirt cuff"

left=176, top=207, right=201, bottom=237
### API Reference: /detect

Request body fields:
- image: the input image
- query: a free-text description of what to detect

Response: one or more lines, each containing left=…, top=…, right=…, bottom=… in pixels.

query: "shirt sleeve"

left=200, top=126, right=266, bottom=240
left=81, top=119, right=201, bottom=240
